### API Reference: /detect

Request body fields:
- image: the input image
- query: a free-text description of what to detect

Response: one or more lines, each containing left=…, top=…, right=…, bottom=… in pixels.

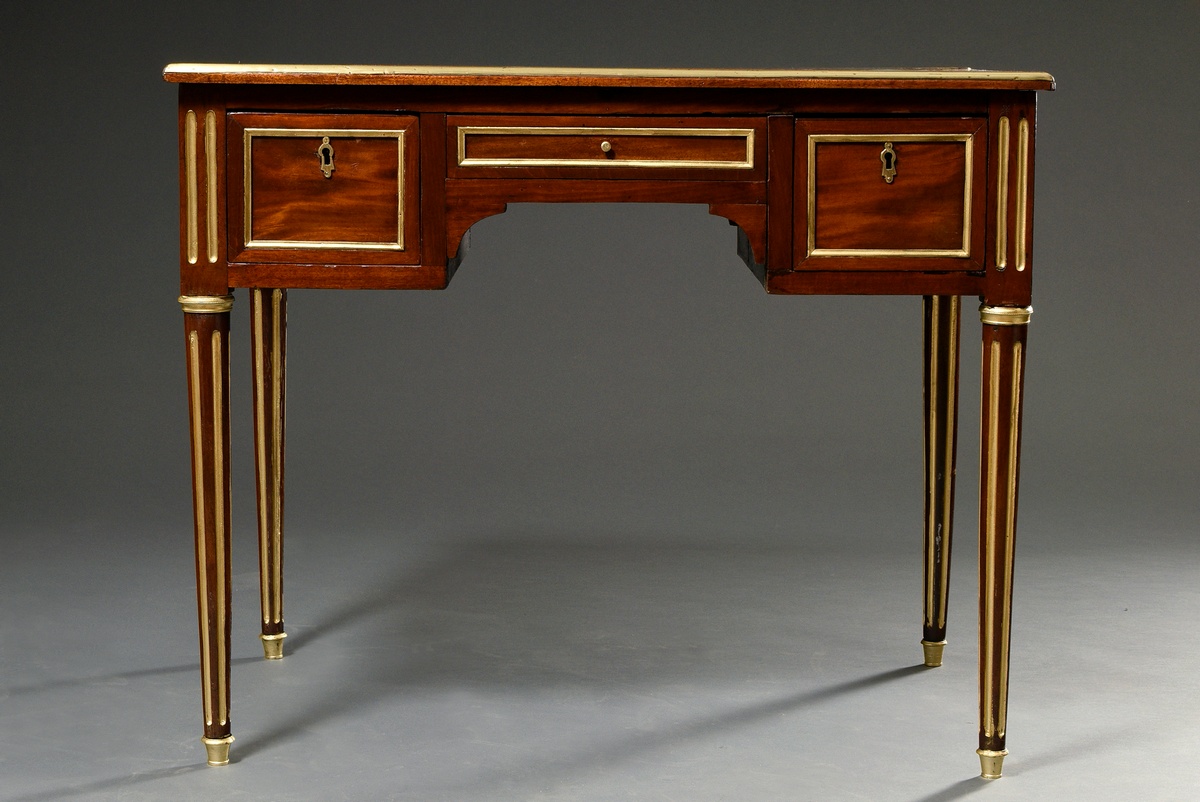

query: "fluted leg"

left=976, top=304, right=1031, bottom=779
left=921, top=296, right=961, bottom=668
left=251, top=288, right=287, bottom=659
left=181, top=294, right=235, bottom=766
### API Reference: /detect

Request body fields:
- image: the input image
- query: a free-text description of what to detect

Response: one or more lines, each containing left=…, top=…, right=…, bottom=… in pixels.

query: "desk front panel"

left=172, top=85, right=1033, bottom=302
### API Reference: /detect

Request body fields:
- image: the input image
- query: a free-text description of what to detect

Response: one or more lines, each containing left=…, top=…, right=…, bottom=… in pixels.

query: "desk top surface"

left=163, top=64, right=1054, bottom=91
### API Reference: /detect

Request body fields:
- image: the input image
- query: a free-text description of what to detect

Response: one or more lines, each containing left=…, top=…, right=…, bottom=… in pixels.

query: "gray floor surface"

left=2, top=508, right=1197, bottom=801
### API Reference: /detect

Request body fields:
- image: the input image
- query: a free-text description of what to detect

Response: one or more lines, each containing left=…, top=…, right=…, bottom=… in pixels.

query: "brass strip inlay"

left=252, top=290, right=270, bottom=624
left=998, top=340, right=1023, bottom=737
left=979, top=305, right=1032, bottom=326
left=995, top=117, right=1009, bottom=271
left=205, top=111, right=218, bottom=263
left=188, top=331, right=213, bottom=727
left=925, top=297, right=939, bottom=625
left=983, top=339, right=1001, bottom=738
left=938, top=297, right=959, bottom=629
left=456, top=126, right=755, bottom=170
left=185, top=111, right=198, bottom=264
left=807, top=133, right=974, bottom=258
left=212, top=330, right=228, bottom=727
left=1015, top=119, right=1030, bottom=271
left=244, top=127, right=406, bottom=251
left=271, top=288, right=284, bottom=620
left=179, top=295, right=235, bottom=314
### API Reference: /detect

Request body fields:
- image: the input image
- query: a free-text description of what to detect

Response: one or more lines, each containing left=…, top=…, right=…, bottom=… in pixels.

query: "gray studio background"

left=1, top=2, right=1197, bottom=801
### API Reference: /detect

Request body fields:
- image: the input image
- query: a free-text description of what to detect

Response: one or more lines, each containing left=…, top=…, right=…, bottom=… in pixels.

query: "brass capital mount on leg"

left=979, top=305, right=1032, bottom=326
left=179, top=294, right=235, bottom=314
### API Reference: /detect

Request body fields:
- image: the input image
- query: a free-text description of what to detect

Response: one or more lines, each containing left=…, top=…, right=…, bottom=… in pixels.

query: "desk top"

left=163, top=64, right=1055, bottom=91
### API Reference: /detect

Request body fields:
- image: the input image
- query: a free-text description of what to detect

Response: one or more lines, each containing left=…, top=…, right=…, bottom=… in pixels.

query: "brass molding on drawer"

left=456, top=125, right=757, bottom=170
left=242, top=126, right=409, bottom=252
left=806, top=132, right=976, bottom=259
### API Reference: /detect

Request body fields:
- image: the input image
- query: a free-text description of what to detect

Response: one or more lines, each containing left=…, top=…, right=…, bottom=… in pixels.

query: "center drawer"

left=448, top=115, right=766, bottom=180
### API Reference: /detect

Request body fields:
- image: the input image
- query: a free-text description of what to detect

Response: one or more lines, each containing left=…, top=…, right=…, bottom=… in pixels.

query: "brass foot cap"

left=921, top=639, right=947, bottom=667
left=203, top=735, right=234, bottom=766
left=261, top=632, right=287, bottom=660
left=977, top=748, right=1007, bottom=779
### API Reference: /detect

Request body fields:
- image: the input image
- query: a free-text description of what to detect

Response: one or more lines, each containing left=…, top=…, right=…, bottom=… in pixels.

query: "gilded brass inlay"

left=1016, top=119, right=1030, bottom=271
left=205, top=111, right=218, bottom=263
left=179, top=295, right=235, bottom=314
left=998, top=341, right=1023, bottom=738
left=252, top=290, right=270, bottom=623
left=807, top=133, right=974, bottom=258
left=983, top=339, right=1000, bottom=737
left=212, top=329, right=227, bottom=727
left=995, top=117, right=1009, bottom=271
left=271, top=289, right=284, bottom=620
left=457, top=125, right=756, bottom=170
left=924, top=299, right=959, bottom=638
left=979, top=305, right=1032, bottom=326
left=243, top=127, right=406, bottom=251
left=253, top=289, right=286, bottom=628
left=185, top=111, right=198, bottom=264
left=925, top=297, right=939, bottom=624
left=188, top=331, right=212, bottom=727
left=942, top=299, right=958, bottom=628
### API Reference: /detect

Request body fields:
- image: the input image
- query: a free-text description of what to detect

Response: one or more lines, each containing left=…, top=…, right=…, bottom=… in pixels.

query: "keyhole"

left=880, top=142, right=897, bottom=183
left=317, top=136, right=335, bottom=178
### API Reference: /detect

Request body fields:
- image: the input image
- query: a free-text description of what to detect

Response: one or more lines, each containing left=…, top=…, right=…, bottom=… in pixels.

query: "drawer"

left=795, top=118, right=987, bottom=271
left=228, top=113, right=420, bottom=265
left=448, top=115, right=766, bottom=180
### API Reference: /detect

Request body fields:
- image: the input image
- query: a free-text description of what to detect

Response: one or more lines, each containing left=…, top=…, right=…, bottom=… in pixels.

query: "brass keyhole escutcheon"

left=880, top=142, right=897, bottom=183
left=317, top=136, right=335, bottom=178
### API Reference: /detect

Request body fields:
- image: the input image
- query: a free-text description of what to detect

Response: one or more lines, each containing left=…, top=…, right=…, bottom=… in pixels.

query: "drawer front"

left=795, top=118, right=987, bottom=271
left=228, top=113, right=420, bottom=265
left=448, top=115, right=766, bottom=180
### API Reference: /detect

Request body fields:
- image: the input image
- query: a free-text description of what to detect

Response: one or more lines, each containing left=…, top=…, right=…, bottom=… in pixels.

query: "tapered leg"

left=921, top=296, right=961, bottom=667
left=251, top=288, right=287, bottom=659
left=181, top=294, right=235, bottom=766
left=976, top=305, right=1031, bottom=779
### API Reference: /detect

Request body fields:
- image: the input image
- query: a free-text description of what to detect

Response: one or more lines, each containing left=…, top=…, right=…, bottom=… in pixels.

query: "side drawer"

left=228, top=113, right=420, bottom=265
left=795, top=117, right=987, bottom=271
left=448, top=115, right=766, bottom=180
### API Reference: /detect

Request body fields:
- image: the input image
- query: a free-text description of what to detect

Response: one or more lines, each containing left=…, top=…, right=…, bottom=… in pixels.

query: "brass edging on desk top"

left=164, top=64, right=1055, bottom=90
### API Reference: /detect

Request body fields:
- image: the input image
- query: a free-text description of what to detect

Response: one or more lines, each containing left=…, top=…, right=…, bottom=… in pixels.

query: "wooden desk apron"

left=165, top=64, right=1054, bottom=777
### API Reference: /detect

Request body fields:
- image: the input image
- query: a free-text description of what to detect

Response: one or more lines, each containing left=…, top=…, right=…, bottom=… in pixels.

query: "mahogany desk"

left=165, top=64, right=1053, bottom=777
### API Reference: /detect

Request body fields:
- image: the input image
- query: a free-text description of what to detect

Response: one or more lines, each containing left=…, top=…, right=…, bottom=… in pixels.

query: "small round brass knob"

left=600, top=140, right=612, bottom=153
